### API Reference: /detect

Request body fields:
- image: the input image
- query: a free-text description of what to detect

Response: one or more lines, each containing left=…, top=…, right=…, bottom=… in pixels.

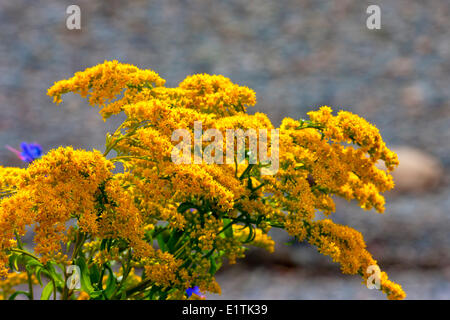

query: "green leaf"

left=75, top=257, right=95, bottom=294
left=156, top=233, right=168, bottom=252
left=8, top=290, right=31, bottom=300
left=177, top=202, right=196, bottom=214
left=41, top=281, right=54, bottom=300
left=209, top=255, right=217, bottom=275
left=26, top=259, right=43, bottom=270
left=89, top=290, right=103, bottom=299
left=100, top=239, right=108, bottom=251
left=90, top=263, right=100, bottom=284
left=103, top=265, right=117, bottom=299
left=66, top=240, right=72, bottom=252
left=45, top=262, right=64, bottom=287
left=167, top=229, right=183, bottom=252
left=35, top=267, right=44, bottom=286
left=8, top=254, right=19, bottom=271
left=106, top=239, right=113, bottom=252
left=244, top=224, right=255, bottom=243
left=223, top=219, right=234, bottom=238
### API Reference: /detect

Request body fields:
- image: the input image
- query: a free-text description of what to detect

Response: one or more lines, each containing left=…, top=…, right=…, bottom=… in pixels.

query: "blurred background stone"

left=0, top=0, right=449, bottom=299
left=376, top=146, right=445, bottom=194
left=390, top=146, right=445, bottom=194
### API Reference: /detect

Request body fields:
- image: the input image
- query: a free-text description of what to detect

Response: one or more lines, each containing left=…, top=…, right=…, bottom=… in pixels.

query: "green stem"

left=62, top=231, right=85, bottom=300
left=13, top=232, right=35, bottom=299
left=103, top=124, right=139, bottom=157
left=71, top=232, right=86, bottom=261
left=217, top=215, right=242, bottom=235
left=9, top=248, right=40, bottom=261
left=27, top=270, right=34, bottom=300
left=110, top=250, right=132, bottom=299
left=61, top=271, right=69, bottom=300
left=239, top=164, right=254, bottom=180
left=98, top=264, right=106, bottom=290
left=52, top=278, right=57, bottom=300
left=124, top=279, right=152, bottom=298
left=110, top=155, right=157, bottom=162
left=173, top=240, right=190, bottom=259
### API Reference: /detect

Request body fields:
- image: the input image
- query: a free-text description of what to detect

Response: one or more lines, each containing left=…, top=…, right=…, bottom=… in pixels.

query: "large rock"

left=387, top=146, right=445, bottom=194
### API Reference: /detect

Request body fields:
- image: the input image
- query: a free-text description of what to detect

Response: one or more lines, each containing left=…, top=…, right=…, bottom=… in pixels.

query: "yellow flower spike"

left=1, top=62, right=403, bottom=300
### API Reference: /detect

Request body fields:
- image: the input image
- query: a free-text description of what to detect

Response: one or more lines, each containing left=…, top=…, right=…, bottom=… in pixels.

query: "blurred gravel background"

left=0, top=0, right=449, bottom=299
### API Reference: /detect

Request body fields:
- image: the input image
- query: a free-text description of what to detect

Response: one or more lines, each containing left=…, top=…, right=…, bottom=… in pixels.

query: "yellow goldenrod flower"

left=0, top=61, right=405, bottom=300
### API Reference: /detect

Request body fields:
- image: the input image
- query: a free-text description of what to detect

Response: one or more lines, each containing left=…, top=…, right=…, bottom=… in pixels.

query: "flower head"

left=39, top=61, right=405, bottom=300
left=6, top=142, right=42, bottom=163
left=186, top=286, right=205, bottom=299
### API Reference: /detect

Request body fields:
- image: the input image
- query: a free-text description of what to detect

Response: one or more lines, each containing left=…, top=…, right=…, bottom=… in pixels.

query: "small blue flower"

left=186, top=286, right=205, bottom=298
left=6, top=142, right=42, bottom=163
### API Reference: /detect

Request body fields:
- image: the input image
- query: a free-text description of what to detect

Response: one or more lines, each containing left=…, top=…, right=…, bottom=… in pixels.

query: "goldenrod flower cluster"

left=0, top=61, right=405, bottom=300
